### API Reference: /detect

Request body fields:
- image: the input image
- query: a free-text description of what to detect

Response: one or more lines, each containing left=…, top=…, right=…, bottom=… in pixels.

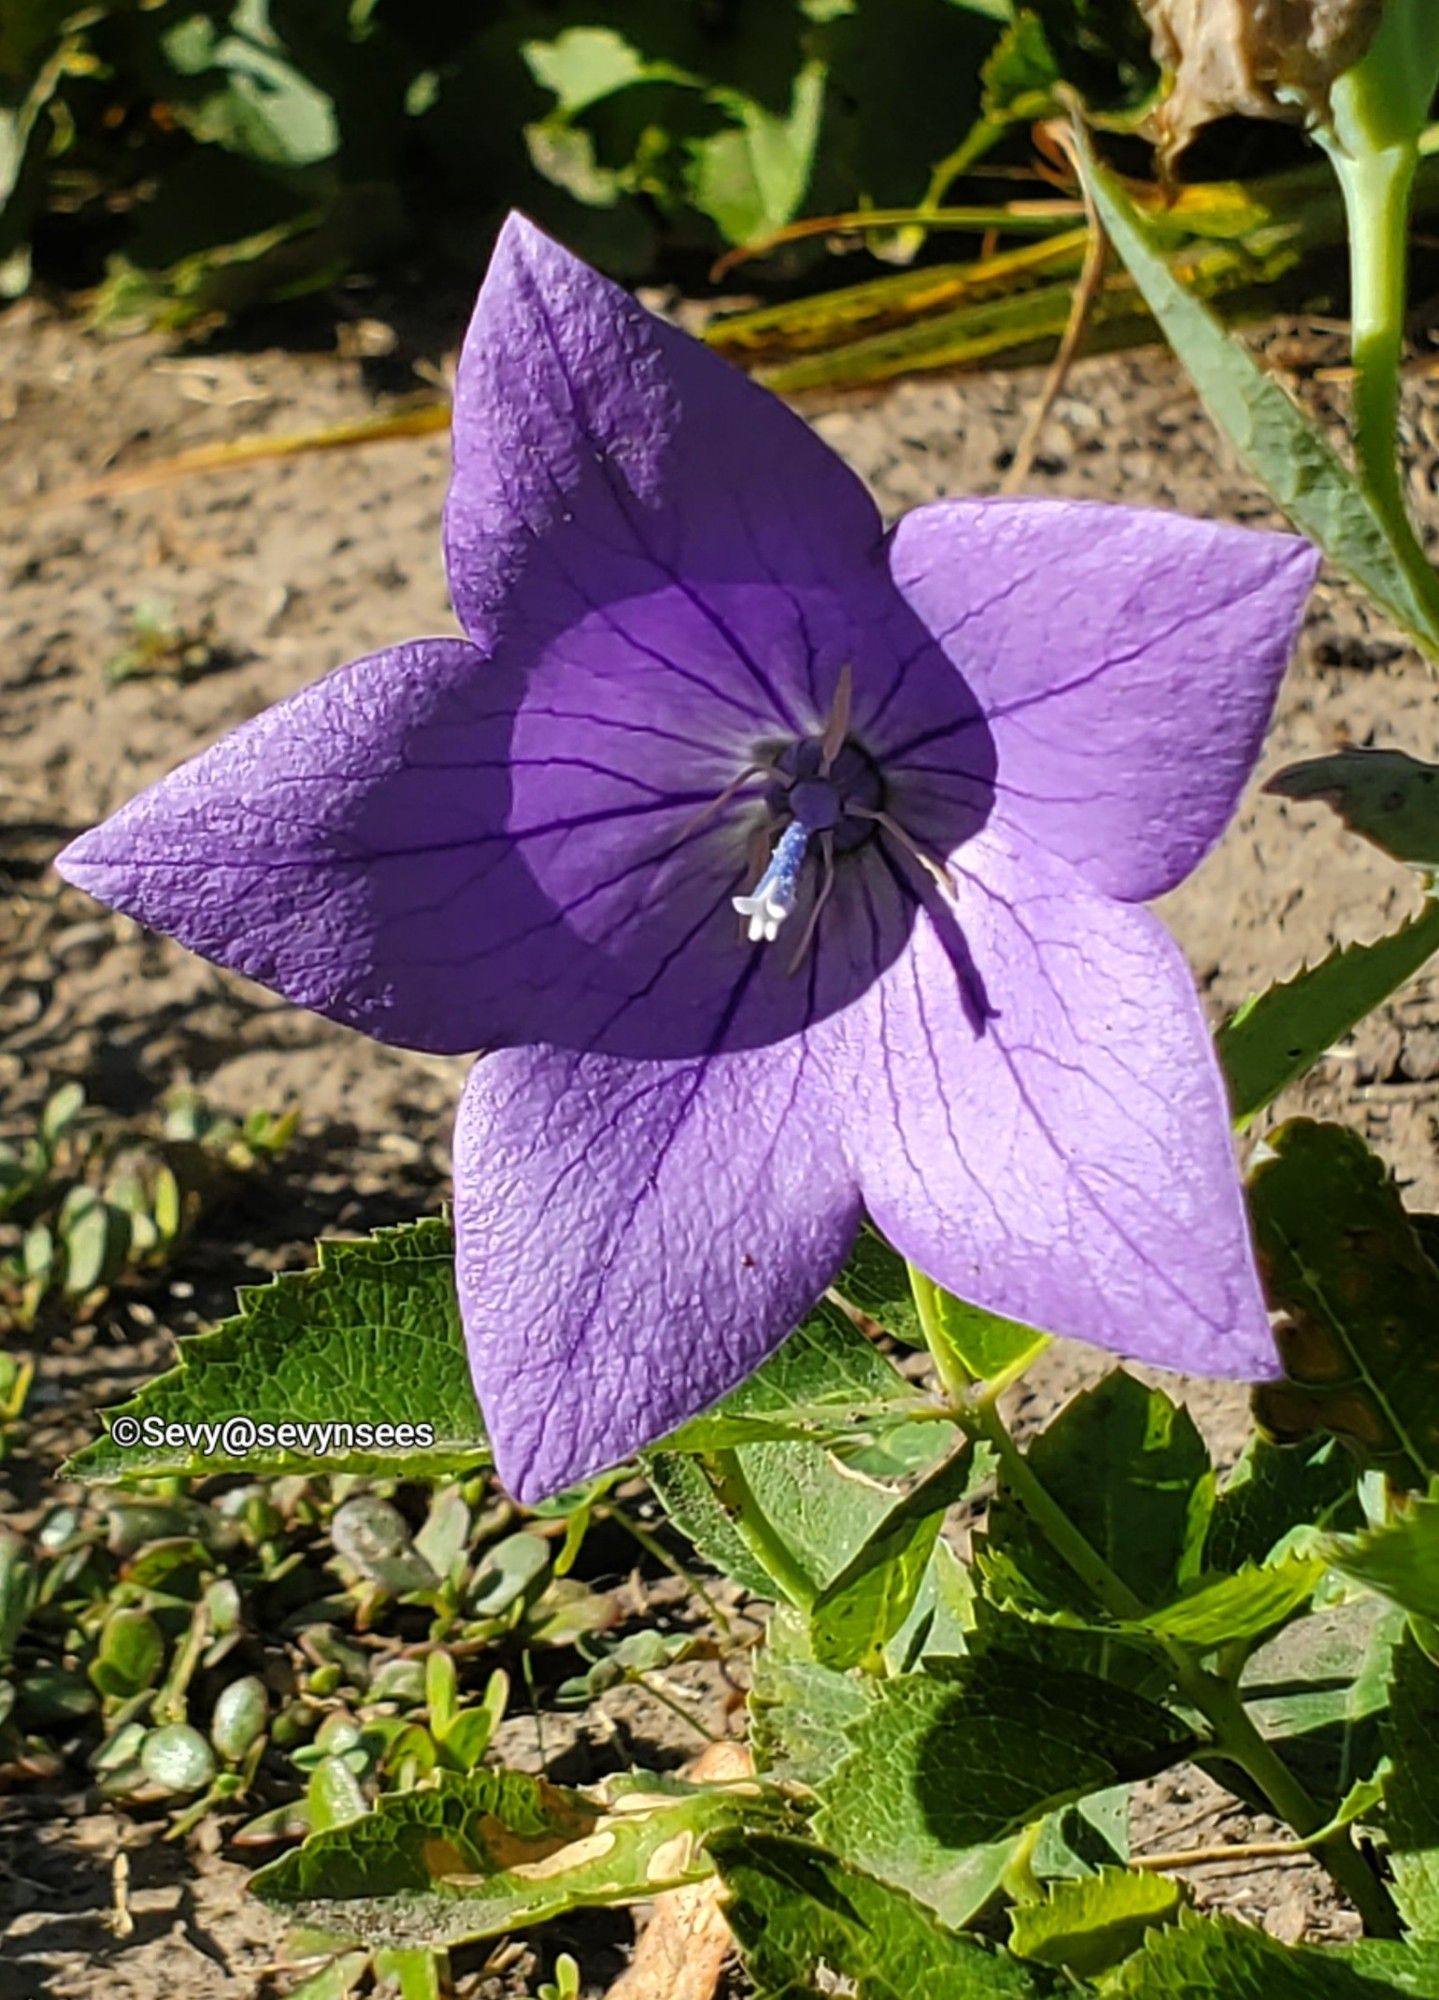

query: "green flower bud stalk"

left=1311, top=0, right=1439, bottom=611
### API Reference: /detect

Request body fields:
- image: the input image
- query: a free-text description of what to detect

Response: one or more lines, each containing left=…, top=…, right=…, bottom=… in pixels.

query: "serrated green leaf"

left=70, top=1219, right=489, bottom=1480
left=1219, top=900, right=1439, bottom=1128
left=642, top=1453, right=777, bottom=1598
left=1207, top=1435, right=1361, bottom=1572
left=1250, top=1122, right=1439, bottom=1492
left=1076, top=129, right=1439, bottom=656
left=1109, top=1908, right=1426, bottom=1997
left=1335, top=1942, right=1439, bottom=1996
left=714, top=1834, right=1061, bottom=1999
left=749, top=1618, right=879, bottom=1788
left=1268, top=750, right=1439, bottom=872
left=253, top=1767, right=762, bottom=1949
left=810, top=1444, right=979, bottom=1670
left=1241, top=1595, right=1402, bottom=1816
left=981, top=10, right=1062, bottom=124
left=1138, top=1557, right=1324, bottom=1647
left=1008, top=1865, right=1185, bottom=1977
left=812, top=1651, right=1191, bottom=1924
left=1332, top=1492, right=1439, bottom=1624
left=983, top=1372, right=1211, bottom=1624
left=1384, top=1636, right=1439, bottom=1937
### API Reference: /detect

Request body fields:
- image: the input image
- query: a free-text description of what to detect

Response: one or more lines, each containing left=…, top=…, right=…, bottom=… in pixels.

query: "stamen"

left=671, top=762, right=768, bottom=844
left=785, top=829, right=836, bottom=974
left=848, top=805, right=956, bottom=897
left=819, top=663, right=853, bottom=776
left=733, top=820, right=810, bottom=943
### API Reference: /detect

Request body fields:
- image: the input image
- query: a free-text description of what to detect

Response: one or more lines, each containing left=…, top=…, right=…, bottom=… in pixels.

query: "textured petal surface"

left=454, top=1027, right=861, bottom=1502
left=55, top=638, right=522, bottom=1052
left=886, top=497, right=1318, bottom=901
left=842, top=826, right=1277, bottom=1380
left=61, top=223, right=997, bottom=1060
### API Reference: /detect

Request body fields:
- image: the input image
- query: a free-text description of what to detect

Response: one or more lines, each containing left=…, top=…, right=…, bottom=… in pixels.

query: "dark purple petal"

left=886, top=498, right=1317, bottom=901
left=443, top=213, right=886, bottom=722
left=454, top=1035, right=863, bottom=1502
left=843, top=827, right=1277, bottom=1381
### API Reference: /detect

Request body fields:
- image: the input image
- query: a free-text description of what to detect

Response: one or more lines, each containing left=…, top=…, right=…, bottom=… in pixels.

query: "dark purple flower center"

left=767, top=737, right=885, bottom=853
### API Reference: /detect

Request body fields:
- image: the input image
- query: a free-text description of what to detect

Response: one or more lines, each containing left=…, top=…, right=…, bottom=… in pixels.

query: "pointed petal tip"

left=52, top=825, right=108, bottom=895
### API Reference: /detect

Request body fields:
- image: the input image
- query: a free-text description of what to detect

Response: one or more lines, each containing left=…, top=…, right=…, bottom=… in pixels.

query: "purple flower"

left=58, top=216, right=1318, bottom=1503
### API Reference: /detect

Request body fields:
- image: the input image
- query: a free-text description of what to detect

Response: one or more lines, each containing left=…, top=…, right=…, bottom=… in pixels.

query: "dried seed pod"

left=1139, top=0, right=1384, bottom=158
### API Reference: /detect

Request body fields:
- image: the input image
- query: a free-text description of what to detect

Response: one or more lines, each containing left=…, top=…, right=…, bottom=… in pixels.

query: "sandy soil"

left=3, top=286, right=1438, bottom=1994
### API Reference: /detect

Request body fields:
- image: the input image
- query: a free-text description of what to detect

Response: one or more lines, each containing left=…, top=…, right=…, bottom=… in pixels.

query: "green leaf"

left=832, top=1223, right=926, bottom=1347
left=1076, top=129, right=1439, bottom=657
left=1218, top=900, right=1439, bottom=1129
left=642, top=1453, right=777, bottom=1598
left=1267, top=750, right=1439, bottom=872
left=812, top=1651, right=1191, bottom=1924
left=1109, top=1908, right=1431, bottom=1997
left=1332, top=1492, right=1439, bottom=1624
left=1241, top=1595, right=1402, bottom=1816
left=1335, top=1942, right=1439, bottom=1996
left=749, top=1618, right=878, bottom=1787
left=1137, top=1557, right=1325, bottom=1648
left=662, top=1294, right=931, bottom=1452
left=89, top=1606, right=165, bottom=1701
left=1008, top=1866, right=1185, bottom=1977
left=714, top=1834, right=1062, bottom=1999
left=650, top=1296, right=943, bottom=1602
left=1383, top=1636, right=1439, bottom=1937
left=983, top=1372, right=1211, bottom=1623
left=1206, top=1435, right=1361, bottom=1572
left=810, top=1444, right=979, bottom=1670
left=1250, top=1122, right=1439, bottom=1492
left=690, top=63, right=825, bottom=244
left=911, top=1268, right=1050, bottom=1392
left=981, top=10, right=1063, bottom=124
left=69, top=1219, right=489, bottom=1481
left=254, top=1768, right=761, bottom=1948
left=161, top=4, right=339, bottom=169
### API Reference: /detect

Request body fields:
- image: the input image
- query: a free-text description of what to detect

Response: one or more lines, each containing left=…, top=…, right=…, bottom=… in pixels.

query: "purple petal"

left=454, top=1036, right=863, bottom=1502
left=844, top=827, right=1277, bottom=1381
left=886, top=498, right=1317, bottom=901
left=55, top=638, right=524, bottom=1052
left=443, top=211, right=888, bottom=734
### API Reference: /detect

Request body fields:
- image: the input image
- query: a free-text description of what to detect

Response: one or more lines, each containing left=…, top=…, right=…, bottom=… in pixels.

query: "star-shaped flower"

left=58, top=217, right=1318, bottom=1502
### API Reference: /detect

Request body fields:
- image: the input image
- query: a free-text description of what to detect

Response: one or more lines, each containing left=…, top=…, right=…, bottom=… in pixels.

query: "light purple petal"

left=885, top=498, right=1317, bottom=901
left=454, top=1035, right=862, bottom=1503
left=842, top=826, right=1277, bottom=1380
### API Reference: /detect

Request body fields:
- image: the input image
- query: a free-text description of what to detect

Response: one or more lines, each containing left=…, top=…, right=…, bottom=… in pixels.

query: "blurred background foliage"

left=1, top=0, right=1178, bottom=333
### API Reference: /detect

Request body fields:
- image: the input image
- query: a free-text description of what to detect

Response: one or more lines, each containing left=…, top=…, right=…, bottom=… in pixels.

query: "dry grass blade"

left=1003, top=118, right=1109, bottom=493
left=9, top=399, right=451, bottom=518
left=605, top=1740, right=753, bottom=2000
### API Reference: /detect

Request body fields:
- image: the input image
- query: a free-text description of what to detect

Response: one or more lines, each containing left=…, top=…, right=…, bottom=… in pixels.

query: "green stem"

left=909, top=1275, right=1400, bottom=1932
left=965, top=1392, right=1400, bottom=1933
left=1320, top=134, right=1439, bottom=629
left=706, top=1449, right=817, bottom=1610
left=1313, top=0, right=1439, bottom=636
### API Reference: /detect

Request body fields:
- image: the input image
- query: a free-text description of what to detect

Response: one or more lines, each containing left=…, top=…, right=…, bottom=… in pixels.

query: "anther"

left=733, top=820, right=809, bottom=943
